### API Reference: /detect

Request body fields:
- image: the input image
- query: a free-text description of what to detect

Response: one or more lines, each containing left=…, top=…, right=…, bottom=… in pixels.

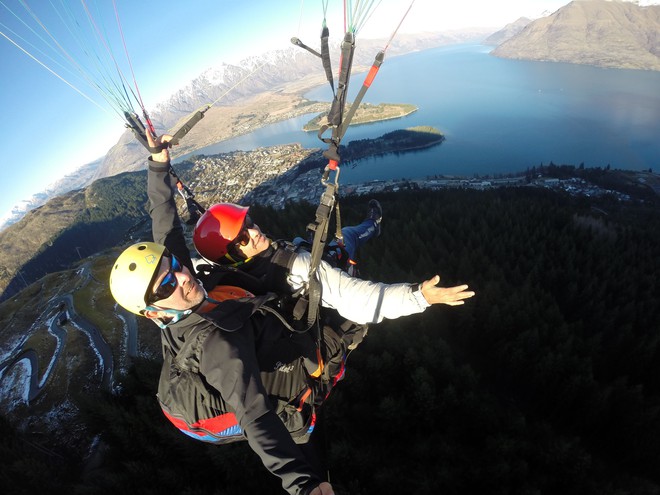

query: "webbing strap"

left=170, top=107, right=209, bottom=146
left=169, top=166, right=206, bottom=224
left=125, top=107, right=209, bottom=152
left=338, top=50, right=384, bottom=140
left=305, top=179, right=337, bottom=326
left=320, top=26, right=335, bottom=96
left=124, top=111, right=161, bottom=153
left=326, top=31, right=355, bottom=129
left=291, top=24, right=335, bottom=96
left=291, top=37, right=322, bottom=58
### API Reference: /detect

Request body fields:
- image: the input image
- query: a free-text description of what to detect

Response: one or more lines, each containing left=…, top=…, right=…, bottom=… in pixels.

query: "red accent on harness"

left=364, top=65, right=380, bottom=87
left=162, top=408, right=239, bottom=437
left=297, top=387, right=313, bottom=412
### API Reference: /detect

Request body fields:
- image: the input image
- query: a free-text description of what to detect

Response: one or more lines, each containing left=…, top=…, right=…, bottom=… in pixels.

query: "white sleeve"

left=288, top=250, right=429, bottom=325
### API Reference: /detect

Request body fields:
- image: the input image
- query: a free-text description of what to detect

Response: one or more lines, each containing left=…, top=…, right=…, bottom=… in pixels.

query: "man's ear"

left=144, top=309, right=163, bottom=319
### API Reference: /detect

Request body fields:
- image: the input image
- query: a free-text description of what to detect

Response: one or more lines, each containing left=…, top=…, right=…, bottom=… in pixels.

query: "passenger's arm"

left=288, top=251, right=474, bottom=324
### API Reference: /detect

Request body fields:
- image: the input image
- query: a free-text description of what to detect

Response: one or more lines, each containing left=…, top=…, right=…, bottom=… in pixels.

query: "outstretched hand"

left=420, top=275, right=475, bottom=306
left=145, top=129, right=173, bottom=163
left=309, top=482, right=334, bottom=495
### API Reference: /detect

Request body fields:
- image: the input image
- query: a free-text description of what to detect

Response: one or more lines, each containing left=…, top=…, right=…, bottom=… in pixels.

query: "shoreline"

left=344, top=137, right=445, bottom=164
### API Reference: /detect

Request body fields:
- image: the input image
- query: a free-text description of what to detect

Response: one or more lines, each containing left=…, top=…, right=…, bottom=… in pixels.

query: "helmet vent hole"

left=128, top=262, right=137, bottom=272
left=137, top=245, right=146, bottom=251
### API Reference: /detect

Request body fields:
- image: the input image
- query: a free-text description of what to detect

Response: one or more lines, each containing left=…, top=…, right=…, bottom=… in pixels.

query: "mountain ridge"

left=483, top=17, right=533, bottom=45
left=0, top=29, right=491, bottom=233
left=93, top=30, right=490, bottom=181
left=491, top=0, right=660, bottom=70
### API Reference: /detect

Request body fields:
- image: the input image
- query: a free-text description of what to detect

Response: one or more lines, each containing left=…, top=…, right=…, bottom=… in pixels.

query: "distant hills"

left=0, top=159, right=102, bottom=232
left=7, top=0, right=659, bottom=232
left=491, top=0, right=660, bottom=70
left=0, top=29, right=491, bottom=233
left=93, top=30, right=490, bottom=182
left=0, top=171, right=150, bottom=301
left=5, top=0, right=660, bottom=230
left=483, top=17, right=532, bottom=46
left=0, top=128, right=443, bottom=301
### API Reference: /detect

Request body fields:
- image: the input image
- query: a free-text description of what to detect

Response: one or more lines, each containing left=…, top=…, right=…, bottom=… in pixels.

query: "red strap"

left=364, top=64, right=380, bottom=87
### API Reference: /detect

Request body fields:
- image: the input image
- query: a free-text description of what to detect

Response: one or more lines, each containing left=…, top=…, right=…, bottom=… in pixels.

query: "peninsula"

left=341, top=126, right=444, bottom=162
left=303, top=102, right=418, bottom=132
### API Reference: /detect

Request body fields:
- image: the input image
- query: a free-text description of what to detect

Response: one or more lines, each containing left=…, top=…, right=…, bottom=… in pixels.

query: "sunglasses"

left=147, top=254, right=182, bottom=305
left=232, top=215, right=255, bottom=247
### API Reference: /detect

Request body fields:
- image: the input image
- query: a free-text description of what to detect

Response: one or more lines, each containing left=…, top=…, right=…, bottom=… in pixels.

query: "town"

left=177, top=143, right=652, bottom=212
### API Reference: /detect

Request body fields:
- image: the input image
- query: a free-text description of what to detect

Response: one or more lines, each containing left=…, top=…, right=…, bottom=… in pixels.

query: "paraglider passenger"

left=108, top=131, right=474, bottom=495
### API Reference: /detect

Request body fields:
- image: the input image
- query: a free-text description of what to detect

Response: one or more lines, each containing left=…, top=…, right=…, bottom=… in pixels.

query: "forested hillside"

left=0, top=171, right=149, bottom=300
left=3, top=187, right=660, bottom=494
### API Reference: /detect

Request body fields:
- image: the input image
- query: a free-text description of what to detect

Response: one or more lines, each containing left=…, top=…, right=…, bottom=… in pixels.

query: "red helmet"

left=193, top=203, right=249, bottom=262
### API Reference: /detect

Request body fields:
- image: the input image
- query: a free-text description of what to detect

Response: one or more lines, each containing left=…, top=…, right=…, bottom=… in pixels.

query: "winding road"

left=0, top=263, right=138, bottom=402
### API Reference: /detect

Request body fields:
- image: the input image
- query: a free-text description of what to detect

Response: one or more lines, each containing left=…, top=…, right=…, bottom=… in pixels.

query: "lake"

left=192, top=44, right=660, bottom=184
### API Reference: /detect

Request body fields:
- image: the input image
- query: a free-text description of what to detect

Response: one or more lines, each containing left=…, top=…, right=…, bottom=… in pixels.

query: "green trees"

left=7, top=186, right=657, bottom=493
left=94, top=187, right=660, bottom=493
left=323, top=188, right=660, bottom=493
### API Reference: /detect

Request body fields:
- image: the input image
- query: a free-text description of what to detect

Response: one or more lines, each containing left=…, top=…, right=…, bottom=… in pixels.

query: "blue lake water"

left=192, top=44, right=660, bottom=184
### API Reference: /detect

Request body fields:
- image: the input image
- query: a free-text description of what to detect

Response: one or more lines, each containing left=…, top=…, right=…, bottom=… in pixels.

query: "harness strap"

left=168, top=165, right=206, bottom=224
left=291, top=36, right=321, bottom=58
left=338, top=50, right=384, bottom=140
left=320, top=26, right=335, bottom=96
left=305, top=178, right=338, bottom=327
left=326, top=31, right=355, bottom=129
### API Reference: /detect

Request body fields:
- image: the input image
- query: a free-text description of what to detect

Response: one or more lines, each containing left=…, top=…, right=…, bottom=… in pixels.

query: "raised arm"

left=288, top=251, right=475, bottom=325
left=145, top=131, right=193, bottom=271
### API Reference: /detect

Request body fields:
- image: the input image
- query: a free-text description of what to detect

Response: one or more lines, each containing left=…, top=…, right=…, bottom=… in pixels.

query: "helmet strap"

left=222, top=252, right=253, bottom=268
left=144, top=306, right=193, bottom=329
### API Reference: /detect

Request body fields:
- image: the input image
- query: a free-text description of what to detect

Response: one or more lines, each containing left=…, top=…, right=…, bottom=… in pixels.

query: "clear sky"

left=0, top=0, right=607, bottom=222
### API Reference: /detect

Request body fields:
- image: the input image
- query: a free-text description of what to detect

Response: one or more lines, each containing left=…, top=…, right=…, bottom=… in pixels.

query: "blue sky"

left=0, top=0, right=579, bottom=222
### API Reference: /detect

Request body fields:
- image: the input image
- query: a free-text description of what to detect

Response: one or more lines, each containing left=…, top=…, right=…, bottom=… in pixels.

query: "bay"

left=193, top=44, right=660, bottom=184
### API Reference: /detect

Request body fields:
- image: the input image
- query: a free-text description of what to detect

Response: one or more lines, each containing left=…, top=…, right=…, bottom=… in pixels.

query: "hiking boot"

left=367, top=199, right=382, bottom=236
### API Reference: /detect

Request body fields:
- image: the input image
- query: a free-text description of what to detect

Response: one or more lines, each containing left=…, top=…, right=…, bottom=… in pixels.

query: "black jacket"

left=147, top=158, right=323, bottom=495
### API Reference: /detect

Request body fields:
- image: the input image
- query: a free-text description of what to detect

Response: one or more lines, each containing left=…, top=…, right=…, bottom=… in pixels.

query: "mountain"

left=0, top=30, right=492, bottom=235
left=0, top=171, right=150, bottom=301
left=483, top=17, right=533, bottom=45
left=0, top=159, right=102, bottom=231
left=491, top=0, right=660, bottom=71
left=93, top=29, right=492, bottom=181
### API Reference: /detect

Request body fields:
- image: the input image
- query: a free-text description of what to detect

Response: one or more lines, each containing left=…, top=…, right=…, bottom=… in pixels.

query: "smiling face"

left=148, top=255, right=205, bottom=311
left=233, top=223, right=271, bottom=259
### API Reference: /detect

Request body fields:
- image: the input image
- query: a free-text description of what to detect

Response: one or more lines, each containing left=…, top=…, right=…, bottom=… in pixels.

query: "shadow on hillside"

left=0, top=216, right=151, bottom=302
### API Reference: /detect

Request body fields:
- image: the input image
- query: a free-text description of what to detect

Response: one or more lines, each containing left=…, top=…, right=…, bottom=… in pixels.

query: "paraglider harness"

left=290, top=1, right=415, bottom=330
left=130, top=0, right=415, bottom=448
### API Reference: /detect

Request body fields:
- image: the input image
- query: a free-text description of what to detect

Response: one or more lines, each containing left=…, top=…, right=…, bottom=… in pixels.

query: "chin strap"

left=146, top=307, right=193, bottom=330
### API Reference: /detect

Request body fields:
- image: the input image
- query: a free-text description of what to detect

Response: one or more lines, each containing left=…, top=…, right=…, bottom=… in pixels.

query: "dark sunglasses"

left=147, top=255, right=182, bottom=305
left=232, top=215, right=254, bottom=247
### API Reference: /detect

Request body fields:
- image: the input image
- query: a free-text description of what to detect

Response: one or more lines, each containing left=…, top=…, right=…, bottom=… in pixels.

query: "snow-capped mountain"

left=0, top=159, right=102, bottom=231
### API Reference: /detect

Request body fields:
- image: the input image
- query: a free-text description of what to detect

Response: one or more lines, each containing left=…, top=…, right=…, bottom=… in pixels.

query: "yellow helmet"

left=109, top=242, right=166, bottom=315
